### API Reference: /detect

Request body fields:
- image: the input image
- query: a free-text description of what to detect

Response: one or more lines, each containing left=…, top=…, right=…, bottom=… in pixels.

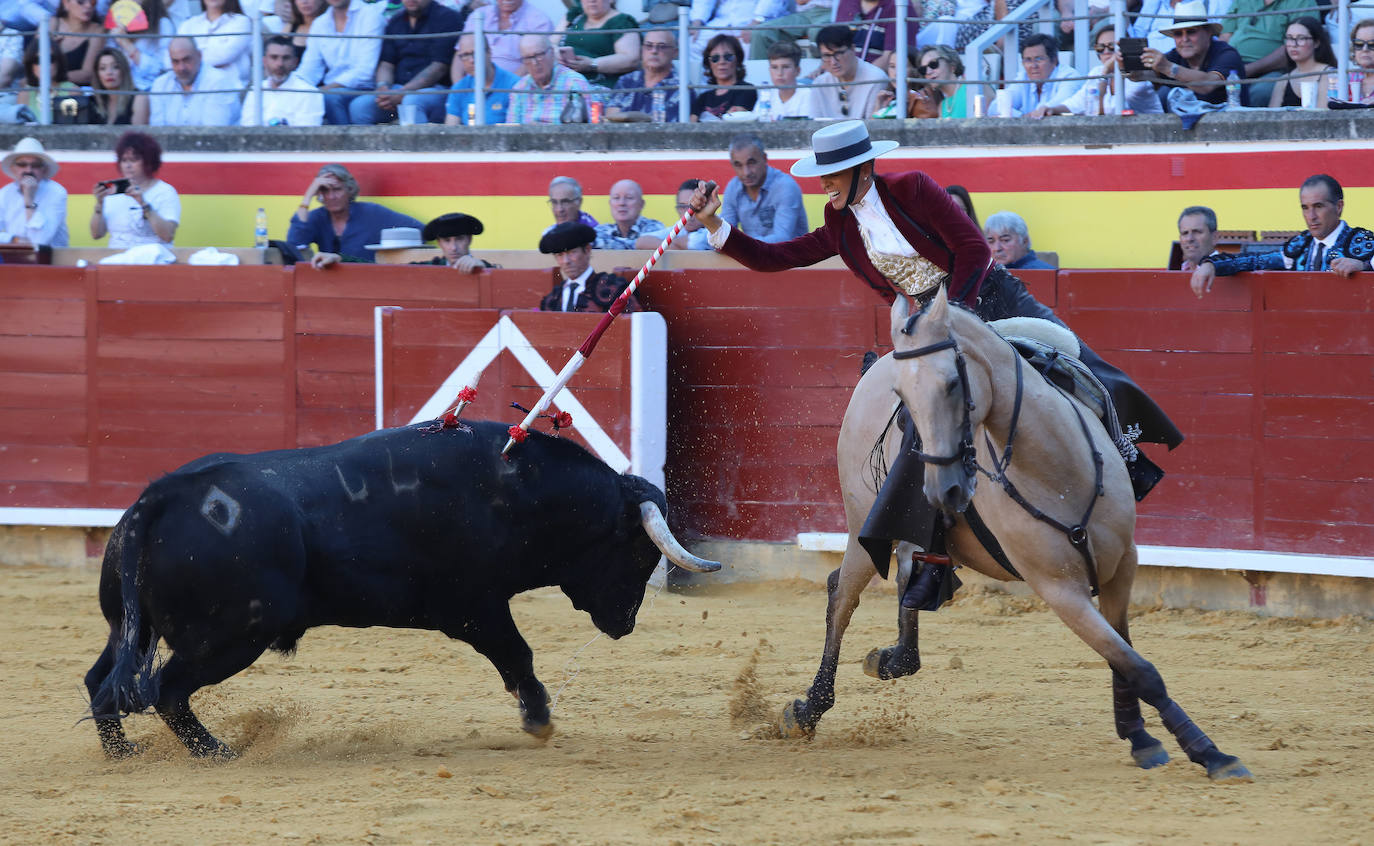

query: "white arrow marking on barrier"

left=401, top=314, right=631, bottom=473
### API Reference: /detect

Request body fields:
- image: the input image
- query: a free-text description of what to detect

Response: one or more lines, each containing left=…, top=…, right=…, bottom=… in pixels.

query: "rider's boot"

left=900, top=522, right=960, bottom=611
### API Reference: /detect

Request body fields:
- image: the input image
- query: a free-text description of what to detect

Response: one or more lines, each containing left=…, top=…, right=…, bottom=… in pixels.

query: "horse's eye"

left=945, top=378, right=960, bottom=396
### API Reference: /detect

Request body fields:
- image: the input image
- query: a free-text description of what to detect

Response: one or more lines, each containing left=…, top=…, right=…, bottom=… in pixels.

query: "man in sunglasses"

left=1218, top=0, right=1310, bottom=106
left=812, top=24, right=888, bottom=119
left=1133, top=1, right=1245, bottom=108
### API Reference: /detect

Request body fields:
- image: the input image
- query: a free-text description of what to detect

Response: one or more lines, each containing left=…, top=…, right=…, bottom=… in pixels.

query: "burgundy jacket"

left=717, top=170, right=992, bottom=306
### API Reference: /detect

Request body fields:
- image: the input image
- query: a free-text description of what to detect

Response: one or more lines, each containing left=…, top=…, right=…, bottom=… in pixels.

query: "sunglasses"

left=707, top=52, right=736, bottom=63
left=1355, top=39, right=1374, bottom=50
left=1094, top=41, right=1116, bottom=53
left=920, top=59, right=942, bottom=71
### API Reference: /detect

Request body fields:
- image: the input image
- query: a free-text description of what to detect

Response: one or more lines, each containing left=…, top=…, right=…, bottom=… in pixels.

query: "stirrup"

left=911, top=550, right=951, bottom=567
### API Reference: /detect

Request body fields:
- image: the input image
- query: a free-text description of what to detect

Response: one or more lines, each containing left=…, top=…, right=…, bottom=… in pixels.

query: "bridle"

left=891, top=308, right=1105, bottom=596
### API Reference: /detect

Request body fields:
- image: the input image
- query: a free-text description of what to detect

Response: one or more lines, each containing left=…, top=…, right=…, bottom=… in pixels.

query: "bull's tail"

left=89, top=495, right=163, bottom=720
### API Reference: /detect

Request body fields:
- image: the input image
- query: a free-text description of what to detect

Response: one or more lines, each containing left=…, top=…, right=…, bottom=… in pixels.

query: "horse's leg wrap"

left=1112, top=672, right=1145, bottom=739
left=1158, top=699, right=1218, bottom=763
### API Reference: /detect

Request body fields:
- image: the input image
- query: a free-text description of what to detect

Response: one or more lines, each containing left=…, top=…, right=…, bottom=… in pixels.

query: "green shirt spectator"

left=1221, top=0, right=1309, bottom=69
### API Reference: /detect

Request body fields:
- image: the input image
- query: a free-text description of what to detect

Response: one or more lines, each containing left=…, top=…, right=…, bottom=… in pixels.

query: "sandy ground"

left=3, top=564, right=1373, bottom=846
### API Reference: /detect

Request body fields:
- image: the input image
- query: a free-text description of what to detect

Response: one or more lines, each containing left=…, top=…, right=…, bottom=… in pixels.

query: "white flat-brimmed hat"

left=1157, top=0, right=1222, bottom=36
left=365, top=227, right=424, bottom=250
left=2, top=137, right=59, bottom=179
left=790, top=120, right=899, bottom=178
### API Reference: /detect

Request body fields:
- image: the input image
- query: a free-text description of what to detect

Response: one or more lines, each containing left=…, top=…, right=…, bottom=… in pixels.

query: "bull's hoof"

left=862, top=646, right=922, bottom=680
left=522, top=719, right=554, bottom=741
left=189, top=739, right=238, bottom=761
left=101, top=739, right=143, bottom=760
left=779, top=699, right=816, bottom=739
left=1130, top=741, right=1170, bottom=769
left=1205, top=753, right=1253, bottom=783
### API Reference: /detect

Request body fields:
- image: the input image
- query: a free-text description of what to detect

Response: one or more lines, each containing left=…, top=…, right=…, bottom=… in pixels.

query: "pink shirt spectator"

left=462, top=0, right=553, bottom=76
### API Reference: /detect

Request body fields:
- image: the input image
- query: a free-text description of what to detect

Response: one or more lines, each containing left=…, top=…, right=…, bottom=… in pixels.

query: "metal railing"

left=18, top=0, right=1366, bottom=125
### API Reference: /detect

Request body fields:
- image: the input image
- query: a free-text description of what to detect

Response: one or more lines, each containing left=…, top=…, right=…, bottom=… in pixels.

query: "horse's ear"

left=927, top=283, right=951, bottom=325
left=891, top=293, right=911, bottom=334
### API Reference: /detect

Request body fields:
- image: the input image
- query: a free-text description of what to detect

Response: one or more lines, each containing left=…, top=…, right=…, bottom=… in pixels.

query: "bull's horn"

left=638, top=501, right=721, bottom=573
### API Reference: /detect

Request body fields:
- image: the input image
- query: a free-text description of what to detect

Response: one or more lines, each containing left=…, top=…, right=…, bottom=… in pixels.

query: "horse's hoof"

left=102, top=740, right=142, bottom=760
left=522, top=719, right=555, bottom=741
left=863, top=646, right=921, bottom=680
left=1206, top=754, right=1253, bottom=783
left=190, top=741, right=237, bottom=761
left=1131, top=741, right=1169, bottom=769
left=779, top=700, right=815, bottom=739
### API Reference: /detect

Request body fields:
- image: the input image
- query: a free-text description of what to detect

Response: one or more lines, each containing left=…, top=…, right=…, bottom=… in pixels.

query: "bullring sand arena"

left=3, top=564, right=1372, bottom=845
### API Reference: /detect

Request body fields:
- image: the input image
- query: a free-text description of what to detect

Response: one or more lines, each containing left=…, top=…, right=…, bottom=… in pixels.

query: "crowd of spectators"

left=0, top=0, right=1367, bottom=128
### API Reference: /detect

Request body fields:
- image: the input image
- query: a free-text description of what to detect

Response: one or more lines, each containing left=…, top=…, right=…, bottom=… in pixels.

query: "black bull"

left=85, top=420, right=719, bottom=759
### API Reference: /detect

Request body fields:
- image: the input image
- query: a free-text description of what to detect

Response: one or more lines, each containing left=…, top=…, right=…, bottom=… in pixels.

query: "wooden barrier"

left=1, top=263, right=1369, bottom=559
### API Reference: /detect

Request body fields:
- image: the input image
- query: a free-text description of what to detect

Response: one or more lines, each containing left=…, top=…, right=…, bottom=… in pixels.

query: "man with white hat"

left=1133, top=0, right=1246, bottom=108
left=688, top=120, right=1182, bottom=609
left=1, top=137, right=68, bottom=247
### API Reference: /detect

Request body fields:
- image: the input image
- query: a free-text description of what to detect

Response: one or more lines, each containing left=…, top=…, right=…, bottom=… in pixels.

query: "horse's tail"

left=89, top=492, right=163, bottom=720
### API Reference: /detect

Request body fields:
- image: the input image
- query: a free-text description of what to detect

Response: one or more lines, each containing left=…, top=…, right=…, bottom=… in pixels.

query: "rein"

left=894, top=316, right=1104, bottom=596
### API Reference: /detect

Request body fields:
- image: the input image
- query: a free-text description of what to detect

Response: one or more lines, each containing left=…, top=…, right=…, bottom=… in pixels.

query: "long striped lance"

left=501, top=180, right=718, bottom=456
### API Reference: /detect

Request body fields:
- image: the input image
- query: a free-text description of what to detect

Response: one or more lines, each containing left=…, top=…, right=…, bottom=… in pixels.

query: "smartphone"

left=101, top=178, right=131, bottom=194
left=1119, top=38, right=1147, bottom=72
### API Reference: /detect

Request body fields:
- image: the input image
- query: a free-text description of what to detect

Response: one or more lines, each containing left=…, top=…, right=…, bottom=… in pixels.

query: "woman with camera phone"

left=90, top=131, right=179, bottom=249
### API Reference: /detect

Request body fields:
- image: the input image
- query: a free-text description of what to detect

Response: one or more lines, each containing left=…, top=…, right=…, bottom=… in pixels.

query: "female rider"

left=688, top=120, right=1182, bottom=608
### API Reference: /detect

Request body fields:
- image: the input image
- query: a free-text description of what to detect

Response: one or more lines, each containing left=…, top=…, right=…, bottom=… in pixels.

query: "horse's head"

left=890, top=287, right=977, bottom=515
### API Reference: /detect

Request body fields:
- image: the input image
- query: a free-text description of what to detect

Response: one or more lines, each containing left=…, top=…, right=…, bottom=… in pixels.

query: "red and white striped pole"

left=501, top=180, right=717, bottom=456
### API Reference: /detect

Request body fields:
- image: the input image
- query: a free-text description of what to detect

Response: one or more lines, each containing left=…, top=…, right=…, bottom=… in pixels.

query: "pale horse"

left=778, top=286, right=1252, bottom=782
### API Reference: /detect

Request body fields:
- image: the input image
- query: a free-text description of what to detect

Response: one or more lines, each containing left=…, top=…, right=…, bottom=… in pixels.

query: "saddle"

left=988, top=317, right=1140, bottom=464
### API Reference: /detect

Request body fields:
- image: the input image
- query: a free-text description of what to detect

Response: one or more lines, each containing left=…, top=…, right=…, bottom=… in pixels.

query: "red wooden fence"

left=1, top=263, right=1368, bottom=556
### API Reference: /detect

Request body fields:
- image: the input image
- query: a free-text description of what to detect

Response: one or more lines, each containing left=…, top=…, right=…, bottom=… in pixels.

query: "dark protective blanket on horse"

left=858, top=267, right=1182, bottom=579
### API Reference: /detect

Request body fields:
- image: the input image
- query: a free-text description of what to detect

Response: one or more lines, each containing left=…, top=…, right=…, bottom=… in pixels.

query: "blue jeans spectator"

left=323, top=91, right=368, bottom=125
left=348, top=84, right=448, bottom=124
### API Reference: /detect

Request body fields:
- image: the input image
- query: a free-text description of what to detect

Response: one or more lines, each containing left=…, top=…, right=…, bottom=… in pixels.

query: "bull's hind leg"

left=154, top=639, right=272, bottom=759
left=780, top=541, right=874, bottom=738
left=84, top=638, right=139, bottom=759
left=1035, top=579, right=1251, bottom=782
left=863, top=546, right=922, bottom=681
left=1096, top=560, right=1168, bottom=769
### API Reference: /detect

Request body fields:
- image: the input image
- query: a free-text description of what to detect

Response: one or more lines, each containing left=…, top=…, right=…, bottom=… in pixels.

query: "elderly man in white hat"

left=1133, top=0, right=1247, bottom=108
left=687, top=120, right=1183, bottom=612
left=1, top=137, right=68, bottom=248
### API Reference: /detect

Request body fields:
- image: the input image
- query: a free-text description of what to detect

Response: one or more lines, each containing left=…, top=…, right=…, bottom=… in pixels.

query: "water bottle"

left=1084, top=79, right=1101, bottom=115
left=1326, top=73, right=1340, bottom=105
left=1352, top=70, right=1366, bottom=102
left=651, top=89, right=666, bottom=123
left=756, top=93, right=772, bottom=121
left=254, top=207, right=268, bottom=249
left=1226, top=71, right=1241, bottom=108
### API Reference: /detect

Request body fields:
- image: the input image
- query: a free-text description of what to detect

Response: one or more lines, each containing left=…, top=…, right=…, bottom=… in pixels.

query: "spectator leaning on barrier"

left=241, top=34, right=325, bottom=125
left=88, top=47, right=150, bottom=124
left=445, top=32, right=519, bottom=125
left=544, top=175, right=598, bottom=234
left=985, top=210, right=1052, bottom=270
left=355, top=0, right=465, bottom=125
left=149, top=37, right=242, bottom=125
left=90, top=130, right=179, bottom=249
left=538, top=221, right=639, bottom=313
left=720, top=133, right=809, bottom=243
left=605, top=28, right=681, bottom=122
left=462, top=0, right=553, bottom=77
left=594, top=178, right=668, bottom=250
left=1176, top=205, right=1220, bottom=271
left=752, top=39, right=813, bottom=119
left=297, top=0, right=386, bottom=126
left=288, top=163, right=423, bottom=262
left=668, top=178, right=712, bottom=250
left=1219, top=0, right=1308, bottom=107
left=811, top=24, right=888, bottom=119
left=509, top=33, right=594, bottom=125
left=0, top=137, right=68, bottom=247
left=412, top=212, right=496, bottom=272
left=555, top=0, right=640, bottom=88
left=1134, top=1, right=1245, bottom=110
left=1190, top=174, right=1374, bottom=297
left=989, top=32, right=1085, bottom=117
left=178, top=0, right=254, bottom=87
